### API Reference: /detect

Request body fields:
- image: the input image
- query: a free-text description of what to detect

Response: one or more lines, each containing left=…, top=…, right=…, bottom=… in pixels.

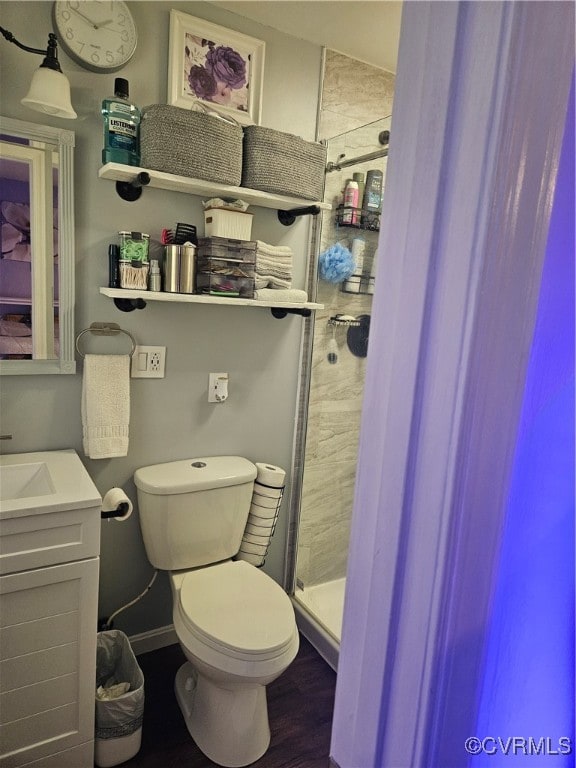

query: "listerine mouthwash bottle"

left=102, top=78, right=141, bottom=166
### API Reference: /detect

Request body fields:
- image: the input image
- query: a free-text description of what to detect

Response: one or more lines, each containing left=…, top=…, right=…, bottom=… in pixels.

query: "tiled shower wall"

left=296, top=51, right=395, bottom=587
left=318, top=50, right=395, bottom=139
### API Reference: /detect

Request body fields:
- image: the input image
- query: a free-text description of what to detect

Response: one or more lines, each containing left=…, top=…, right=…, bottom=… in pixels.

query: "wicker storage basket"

left=140, top=105, right=243, bottom=185
left=242, top=125, right=327, bottom=200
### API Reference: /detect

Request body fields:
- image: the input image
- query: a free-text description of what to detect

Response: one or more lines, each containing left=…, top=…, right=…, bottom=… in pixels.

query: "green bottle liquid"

left=102, top=78, right=141, bottom=166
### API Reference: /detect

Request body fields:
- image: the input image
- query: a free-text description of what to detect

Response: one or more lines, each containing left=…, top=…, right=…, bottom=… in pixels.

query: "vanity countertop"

left=0, top=449, right=101, bottom=519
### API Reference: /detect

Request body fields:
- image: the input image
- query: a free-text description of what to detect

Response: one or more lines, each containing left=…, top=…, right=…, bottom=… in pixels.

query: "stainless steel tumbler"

left=179, top=244, right=196, bottom=294
left=164, top=245, right=180, bottom=292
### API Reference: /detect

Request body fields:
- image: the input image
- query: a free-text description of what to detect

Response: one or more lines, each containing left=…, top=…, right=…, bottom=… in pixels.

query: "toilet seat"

left=178, top=560, right=295, bottom=662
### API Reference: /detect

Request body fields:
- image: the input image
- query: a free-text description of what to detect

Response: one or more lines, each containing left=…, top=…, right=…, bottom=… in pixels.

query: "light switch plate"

left=131, top=345, right=166, bottom=378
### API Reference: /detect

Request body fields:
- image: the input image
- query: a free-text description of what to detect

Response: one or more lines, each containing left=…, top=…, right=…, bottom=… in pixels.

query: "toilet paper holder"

left=235, top=482, right=285, bottom=567
left=100, top=487, right=133, bottom=521
left=101, top=503, right=130, bottom=520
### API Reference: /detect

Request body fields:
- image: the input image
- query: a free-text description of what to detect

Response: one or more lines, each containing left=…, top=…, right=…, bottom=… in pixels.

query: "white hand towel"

left=82, top=354, right=130, bottom=459
left=254, top=288, right=309, bottom=303
left=256, top=240, right=294, bottom=256
left=256, top=275, right=293, bottom=289
left=256, top=256, right=293, bottom=274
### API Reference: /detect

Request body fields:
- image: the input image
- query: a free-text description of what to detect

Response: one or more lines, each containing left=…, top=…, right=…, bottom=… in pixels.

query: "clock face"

left=52, top=1, right=137, bottom=73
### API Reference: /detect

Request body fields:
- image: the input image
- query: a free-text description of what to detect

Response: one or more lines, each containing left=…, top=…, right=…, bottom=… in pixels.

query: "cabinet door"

left=0, top=558, right=99, bottom=768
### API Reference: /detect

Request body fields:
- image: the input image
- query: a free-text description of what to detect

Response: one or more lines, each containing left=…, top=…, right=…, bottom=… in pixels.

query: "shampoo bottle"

left=362, top=169, right=383, bottom=224
left=342, top=180, right=359, bottom=225
left=353, top=172, right=365, bottom=211
left=102, top=78, right=141, bottom=166
left=351, top=236, right=366, bottom=275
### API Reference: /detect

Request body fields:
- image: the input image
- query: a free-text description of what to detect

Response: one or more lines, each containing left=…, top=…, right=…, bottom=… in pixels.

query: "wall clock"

left=52, top=1, right=137, bottom=73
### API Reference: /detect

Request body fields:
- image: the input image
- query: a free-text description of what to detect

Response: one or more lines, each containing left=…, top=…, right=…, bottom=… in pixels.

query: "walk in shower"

left=289, top=116, right=391, bottom=669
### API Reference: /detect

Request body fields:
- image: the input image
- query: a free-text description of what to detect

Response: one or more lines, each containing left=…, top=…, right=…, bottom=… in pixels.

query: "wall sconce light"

left=0, top=27, right=76, bottom=119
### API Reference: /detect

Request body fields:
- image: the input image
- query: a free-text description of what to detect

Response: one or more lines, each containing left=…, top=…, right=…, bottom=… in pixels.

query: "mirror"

left=0, top=116, right=75, bottom=374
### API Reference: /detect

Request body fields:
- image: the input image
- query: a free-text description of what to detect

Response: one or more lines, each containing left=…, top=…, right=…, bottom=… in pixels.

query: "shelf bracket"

left=115, top=171, right=151, bottom=202
left=277, top=205, right=321, bottom=226
left=113, top=297, right=147, bottom=312
left=270, top=307, right=312, bottom=319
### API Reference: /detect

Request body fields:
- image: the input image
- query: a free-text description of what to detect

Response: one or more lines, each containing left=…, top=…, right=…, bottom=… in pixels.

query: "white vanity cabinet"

left=0, top=451, right=102, bottom=768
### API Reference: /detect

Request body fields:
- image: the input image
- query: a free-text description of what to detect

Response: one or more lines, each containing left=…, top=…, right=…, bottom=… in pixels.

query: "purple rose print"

left=205, top=46, right=246, bottom=90
left=188, top=65, right=217, bottom=99
left=211, top=81, right=233, bottom=106
left=183, top=29, right=252, bottom=113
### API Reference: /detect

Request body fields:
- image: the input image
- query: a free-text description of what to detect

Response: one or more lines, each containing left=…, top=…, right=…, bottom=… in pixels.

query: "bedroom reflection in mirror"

left=0, top=134, right=59, bottom=359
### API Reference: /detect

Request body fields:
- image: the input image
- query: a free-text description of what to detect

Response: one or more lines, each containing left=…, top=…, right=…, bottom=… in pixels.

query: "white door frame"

left=330, top=2, right=574, bottom=766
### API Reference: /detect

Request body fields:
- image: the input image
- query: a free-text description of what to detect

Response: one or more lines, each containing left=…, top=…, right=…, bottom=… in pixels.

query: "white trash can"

left=95, top=630, right=144, bottom=768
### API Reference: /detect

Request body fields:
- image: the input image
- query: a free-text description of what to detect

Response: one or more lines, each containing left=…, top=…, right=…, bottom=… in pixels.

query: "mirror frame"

left=0, top=116, right=75, bottom=375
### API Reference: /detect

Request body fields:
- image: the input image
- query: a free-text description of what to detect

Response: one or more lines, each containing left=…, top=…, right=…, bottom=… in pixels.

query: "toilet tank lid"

left=134, top=456, right=256, bottom=495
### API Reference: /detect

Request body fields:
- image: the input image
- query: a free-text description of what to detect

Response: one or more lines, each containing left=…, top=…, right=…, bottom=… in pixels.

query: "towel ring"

left=75, top=322, right=136, bottom=358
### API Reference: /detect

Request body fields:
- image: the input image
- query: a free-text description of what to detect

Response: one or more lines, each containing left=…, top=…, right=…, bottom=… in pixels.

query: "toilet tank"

left=134, top=456, right=257, bottom=570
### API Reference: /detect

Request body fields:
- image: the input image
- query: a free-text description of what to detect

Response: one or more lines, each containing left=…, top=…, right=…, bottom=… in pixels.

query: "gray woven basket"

left=140, top=104, right=243, bottom=185
left=242, top=125, right=327, bottom=200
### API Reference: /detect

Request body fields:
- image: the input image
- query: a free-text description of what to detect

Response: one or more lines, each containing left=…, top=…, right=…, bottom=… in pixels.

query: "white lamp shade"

left=21, top=67, right=77, bottom=119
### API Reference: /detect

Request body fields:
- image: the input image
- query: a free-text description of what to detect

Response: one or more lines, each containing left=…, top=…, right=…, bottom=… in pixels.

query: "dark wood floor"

left=123, top=634, right=337, bottom=768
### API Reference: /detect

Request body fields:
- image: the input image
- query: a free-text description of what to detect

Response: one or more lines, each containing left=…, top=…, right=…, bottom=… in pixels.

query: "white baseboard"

left=292, top=598, right=339, bottom=672
left=128, top=624, right=178, bottom=656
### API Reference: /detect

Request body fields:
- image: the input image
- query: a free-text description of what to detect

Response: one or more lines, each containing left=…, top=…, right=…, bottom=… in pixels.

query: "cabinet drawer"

left=0, top=506, right=100, bottom=575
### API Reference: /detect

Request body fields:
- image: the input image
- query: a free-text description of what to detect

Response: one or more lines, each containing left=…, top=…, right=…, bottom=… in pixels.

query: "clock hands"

left=69, top=5, right=98, bottom=28
left=68, top=6, right=113, bottom=30
left=93, top=22, right=126, bottom=35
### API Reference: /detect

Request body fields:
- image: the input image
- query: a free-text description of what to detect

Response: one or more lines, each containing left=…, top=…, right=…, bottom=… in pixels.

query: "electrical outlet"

left=131, top=345, right=166, bottom=378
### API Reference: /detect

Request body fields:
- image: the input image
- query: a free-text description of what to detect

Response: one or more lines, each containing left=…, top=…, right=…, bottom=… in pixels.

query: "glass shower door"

left=293, top=116, right=390, bottom=651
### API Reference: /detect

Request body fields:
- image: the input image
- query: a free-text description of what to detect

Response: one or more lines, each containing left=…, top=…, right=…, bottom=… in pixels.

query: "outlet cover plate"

left=131, top=345, right=166, bottom=378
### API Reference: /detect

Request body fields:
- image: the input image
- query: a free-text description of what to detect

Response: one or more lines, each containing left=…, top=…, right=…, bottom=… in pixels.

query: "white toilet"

left=134, top=456, right=299, bottom=768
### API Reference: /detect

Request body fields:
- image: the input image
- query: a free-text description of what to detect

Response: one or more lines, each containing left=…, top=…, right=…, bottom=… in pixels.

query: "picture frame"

left=168, top=10, right=265, bottom=126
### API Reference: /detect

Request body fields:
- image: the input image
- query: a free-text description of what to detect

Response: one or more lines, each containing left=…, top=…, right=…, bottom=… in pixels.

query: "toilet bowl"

left=134, top=456, right=299, bottom=767
left=170, top=560, right=299, bottom=767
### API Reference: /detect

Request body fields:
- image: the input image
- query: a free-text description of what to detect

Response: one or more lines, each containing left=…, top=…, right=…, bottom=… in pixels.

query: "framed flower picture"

left=168, top=10, right=265, bottom=125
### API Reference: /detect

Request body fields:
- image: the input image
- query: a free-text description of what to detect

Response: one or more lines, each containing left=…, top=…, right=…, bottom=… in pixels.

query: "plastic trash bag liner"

left=95, top=630, right=145, bottom=739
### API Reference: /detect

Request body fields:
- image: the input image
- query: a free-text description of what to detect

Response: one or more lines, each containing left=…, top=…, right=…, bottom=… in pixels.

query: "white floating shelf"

left=100, top=287, right=323, bottom=313
left=99, top=163, right=331, bottom=212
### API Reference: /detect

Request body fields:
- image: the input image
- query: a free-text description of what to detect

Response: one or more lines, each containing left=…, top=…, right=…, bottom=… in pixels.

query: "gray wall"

left=0, top=2, right=322, bottom=635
